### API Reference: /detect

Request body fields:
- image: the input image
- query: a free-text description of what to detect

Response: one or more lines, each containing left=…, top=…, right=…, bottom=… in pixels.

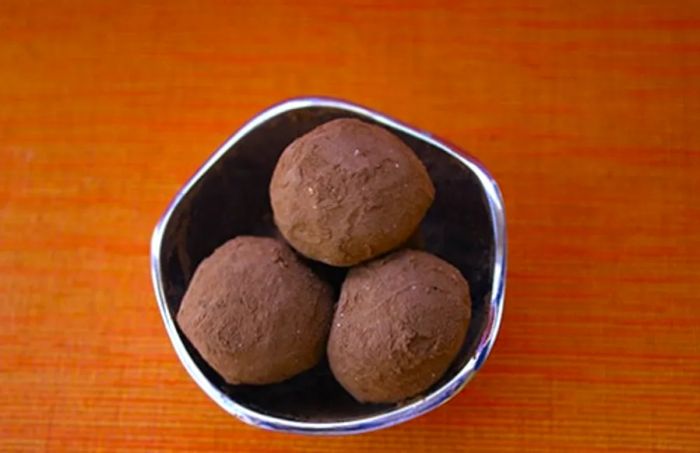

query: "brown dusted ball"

left=270, top=118, right=435, bottom=267
left=176, top=236, right=334, bottom=385
left=327, top=249, right=471, bottom=403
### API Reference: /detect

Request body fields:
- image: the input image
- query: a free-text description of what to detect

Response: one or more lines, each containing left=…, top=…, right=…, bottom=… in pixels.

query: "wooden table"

left=2, top=1, right=699, bottom=451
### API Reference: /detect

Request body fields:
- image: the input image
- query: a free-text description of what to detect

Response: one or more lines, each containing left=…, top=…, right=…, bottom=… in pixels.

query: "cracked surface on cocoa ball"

left=270, top=118, right=435, bottom=266
left=177, top=236, right=334, bottom=385
left=327, top=249, right=471, bottom=403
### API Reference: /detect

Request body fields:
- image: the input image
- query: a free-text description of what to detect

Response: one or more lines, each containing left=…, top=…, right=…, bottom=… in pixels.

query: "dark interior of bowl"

left=158, top=106, right=495, bottom=422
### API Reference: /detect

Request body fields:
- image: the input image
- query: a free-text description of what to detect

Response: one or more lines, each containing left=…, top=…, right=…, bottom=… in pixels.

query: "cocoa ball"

left=177, top=236, right=334, bottom=385
left=327, top=249, right=471, bottom=403
left=270, top=118, right=435, bottom=267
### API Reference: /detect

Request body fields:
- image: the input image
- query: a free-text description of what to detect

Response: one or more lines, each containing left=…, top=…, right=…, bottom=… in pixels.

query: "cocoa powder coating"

left=327, top=249, right=471, bottom=403
left=177, top=236, right=334, bottom=385
left=270, top=118, right=435, bottom=267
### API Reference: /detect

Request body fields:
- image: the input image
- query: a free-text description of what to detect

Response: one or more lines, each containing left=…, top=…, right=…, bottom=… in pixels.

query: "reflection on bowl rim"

left=150, top=96, right=507, bottom=435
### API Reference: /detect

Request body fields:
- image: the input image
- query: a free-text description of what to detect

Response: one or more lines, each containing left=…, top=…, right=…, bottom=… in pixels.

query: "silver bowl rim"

left=150, top=96, right=507, bottom=435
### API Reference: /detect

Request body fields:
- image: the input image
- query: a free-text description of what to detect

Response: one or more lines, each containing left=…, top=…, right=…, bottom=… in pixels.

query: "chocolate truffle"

left=177, top=236, right=334, bottom=385
left=270, top=118, right=435, bottom=267
left=327, top=249, right=471, bottom=403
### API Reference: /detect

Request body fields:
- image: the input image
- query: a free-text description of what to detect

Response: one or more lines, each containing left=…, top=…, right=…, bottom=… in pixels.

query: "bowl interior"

left=156, top=105, right=496, bottom=423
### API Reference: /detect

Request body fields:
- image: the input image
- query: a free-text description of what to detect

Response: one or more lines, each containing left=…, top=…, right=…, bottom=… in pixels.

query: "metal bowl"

left=150, top=97, right=506, bottom=435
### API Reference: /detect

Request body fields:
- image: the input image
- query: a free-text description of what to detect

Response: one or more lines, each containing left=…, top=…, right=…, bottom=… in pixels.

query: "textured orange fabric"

left=1, top=1, right=699, bottom=451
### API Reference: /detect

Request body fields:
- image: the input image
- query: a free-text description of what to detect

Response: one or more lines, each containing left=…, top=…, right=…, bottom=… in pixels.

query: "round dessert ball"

left=176, top=236, right=334, bottom=385
left=327, top=249, right=471, bottom=403
left=270, top=118, right=435, bottom=267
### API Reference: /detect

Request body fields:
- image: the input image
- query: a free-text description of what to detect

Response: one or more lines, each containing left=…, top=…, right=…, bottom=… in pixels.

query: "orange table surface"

left=2, top=1, right=699, bottom=451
